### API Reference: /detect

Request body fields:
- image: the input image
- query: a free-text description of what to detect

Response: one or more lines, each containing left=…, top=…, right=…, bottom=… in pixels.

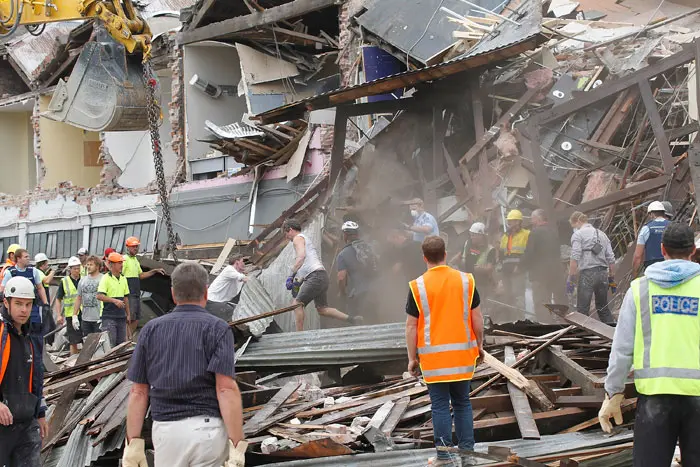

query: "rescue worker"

left=461, top=222, right=496, bottom=296
left=632, top=200, right=669, bottom=278
left=74, top=256, right=103, bottom=337
left=34, top=253, right=55, bottom=342
left=123, top=236, right=166, bottom=335
left=282, top=219, right=360, bottom=331
left=97, top=252, right=131, bottom=347
left=77, top=247, right=89, bottom=277
left=1, top=243, right=20, bottom=277
left=102, top=247, right=116, bottom=273
left=599, top=222, right=700, bottom=466
left=405, top=236, right=484, bottom=465
left=336, top=221, right=378, bottom=321
left=206, top=255, right=248, bottom=321
left=498, top=209, right=530, bottom=315
left=568, top=212, right=616, bottom=325
left=0, top=276, right=48, bottom=466
left=54, top=256, right=83, bottom=355
left=662, top=201, right=674, bottom=221
left=405, top=198, right=439, bottom=243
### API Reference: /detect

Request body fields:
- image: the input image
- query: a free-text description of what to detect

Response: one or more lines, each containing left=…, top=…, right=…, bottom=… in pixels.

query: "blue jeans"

left=427, top=380, right=474, bottom=460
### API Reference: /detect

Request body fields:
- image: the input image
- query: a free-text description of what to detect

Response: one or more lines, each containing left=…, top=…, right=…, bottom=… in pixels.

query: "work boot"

left=350, top=315, right=364, bottom=325
left=427, top=456, right=455, bottom=466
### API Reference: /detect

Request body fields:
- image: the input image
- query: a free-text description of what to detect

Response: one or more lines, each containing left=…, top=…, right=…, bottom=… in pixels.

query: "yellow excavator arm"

left=0, top=0, right=155, bottom=131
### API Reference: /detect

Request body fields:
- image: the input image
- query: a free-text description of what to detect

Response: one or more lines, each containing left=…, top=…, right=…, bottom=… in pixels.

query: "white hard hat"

left=648, top=201, right=665, bottom=213
left=341, top=221, right=359, bottom=232
left=469, top=222, right=486, bottom=234
left=4, top=276, right=35, bottom=299
left=34, top=253, right=48, bottom=263
left=77, top=247, right=88, bottom=255
left=67, top=256, right=81, bottom=267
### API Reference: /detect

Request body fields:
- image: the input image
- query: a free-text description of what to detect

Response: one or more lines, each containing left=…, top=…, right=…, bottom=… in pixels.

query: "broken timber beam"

left=504, top=346, right=540, bottom=440
left=544, top=305, right=615, bottom=341
left=243, top=382, right=301, bottom=436
left=482, top=350, right=554, bottom=410
left=178, top=0, right=341, bottom=44
left=638, top=79, right=674, bottom=173
left=543, top=346, right=604, bottom=397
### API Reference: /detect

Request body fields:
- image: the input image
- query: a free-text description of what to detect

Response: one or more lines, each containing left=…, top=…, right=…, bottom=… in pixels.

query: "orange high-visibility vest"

left=409, top=265, right=478, bottom=384
left=0, top=320, right=34, bottom=392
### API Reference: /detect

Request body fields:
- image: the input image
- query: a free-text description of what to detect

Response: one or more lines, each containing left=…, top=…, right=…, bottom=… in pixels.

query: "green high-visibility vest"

left=632, top=274, right=700, bottom=396
left=61, top=276, right=80, bottom=318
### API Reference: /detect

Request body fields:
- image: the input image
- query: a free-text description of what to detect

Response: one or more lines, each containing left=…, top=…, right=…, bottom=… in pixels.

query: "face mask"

left=410, top=210, right=419, bottom=218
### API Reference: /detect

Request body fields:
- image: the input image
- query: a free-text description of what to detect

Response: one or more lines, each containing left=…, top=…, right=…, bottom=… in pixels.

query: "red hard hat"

left=126, top=236, right=140, bottom=247
left=103, top=247, right=116, bottom=259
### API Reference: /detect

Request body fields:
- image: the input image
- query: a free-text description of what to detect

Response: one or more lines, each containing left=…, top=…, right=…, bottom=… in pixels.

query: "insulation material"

left=287, top=129, right=312, bottom=182
left=494, top=129, right=519, bottom=161
left=581, top=170, right=617, bottom=203
left=525, top=68, right=554, bottom=101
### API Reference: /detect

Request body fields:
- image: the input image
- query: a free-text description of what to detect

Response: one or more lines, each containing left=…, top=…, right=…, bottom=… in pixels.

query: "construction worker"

left=599, top=222, right=700, bottom=466
left=461, top=222, right=496, bottom=296
left=498, top=209, right=530, bottom=315
left=336, top=221, right=378, bottom=321
left=632, top=200, right=669, bottom=277
left=206, top=255, right=248, bottom=321
left=54, top=256, right=83, bottom=355
left=406, top=236, right=484, bottom=466
left=405, top=198, right=439, bottom=243
left=102, top=247, right=116, bottom=273
left=77, top=247, right=89, bottom=277
left=74, top=256, right=103, bottom=337
left=97, top=252, right=131, bottom=347
left=568, top=212, right=616, bottom=325
left=123, top=236, right=166, bottom=334
left=662, top=201, right=674, bottom=220
left=0, top=277, right=48, bottom=466
left=34, top=253, right=54, bottom=304
left=1, top=243, right=20, bottom=277
left=282, top=218, right=361, bottom=331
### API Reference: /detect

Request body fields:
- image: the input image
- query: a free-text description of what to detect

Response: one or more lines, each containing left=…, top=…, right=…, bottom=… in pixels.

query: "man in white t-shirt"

left=206, top=255, right=248, bottom=321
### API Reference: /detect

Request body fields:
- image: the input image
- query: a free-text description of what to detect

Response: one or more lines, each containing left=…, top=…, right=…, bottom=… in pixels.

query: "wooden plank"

left=179, top=0, right=341, bottom=44
left=43, top=360, right=129, bottom=394
left=482, top=350, right=554, bottom=410
left=638, top=79, right=674, bottom=173
left=186, top=0, right=217, bottom=30
left=379, top=396, right=410, bottom=435
left=473, top=407, right=588, bottom=430
left=244, top=382, right=301, bottom=435
left=504, top=346, right=540, bottom=440
left=367, top=400, right=394, bottom=430
left=211, top=238, right=236, bottom=275
left=543, top=346, right=604, bottom=396
left=555, top=395, right=604, bottom=408
left=544, top=304, right=615, bottom=340
left=559, top=399, right=636, bottom=433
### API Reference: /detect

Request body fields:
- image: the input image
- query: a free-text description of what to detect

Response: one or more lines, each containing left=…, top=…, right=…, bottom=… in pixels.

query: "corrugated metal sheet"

left=254, top=0, right=543, bottom=124
left=235, top=213, right=324, bottom=333
left=205, top=120, right=266, bottom=139
left=236, top=322, right=406, bottom=371
left=263, top=430, right=635, bottom=466
left=89, top=221, right=155, bottom=256
left=26, top=229, right=82, bottom=260
left=4, top=23, right=79, bottom=80
left=0, top=236, right=19, bottom=262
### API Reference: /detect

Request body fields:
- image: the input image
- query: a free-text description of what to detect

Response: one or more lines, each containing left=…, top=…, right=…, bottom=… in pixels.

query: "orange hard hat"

left=107, top=252, right=124, bottom=263
left=125, top=236, right=140, bottom=247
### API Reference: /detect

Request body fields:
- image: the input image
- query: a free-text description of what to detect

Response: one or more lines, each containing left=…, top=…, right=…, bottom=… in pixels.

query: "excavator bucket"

left=43, top=28, right=151, bottom=132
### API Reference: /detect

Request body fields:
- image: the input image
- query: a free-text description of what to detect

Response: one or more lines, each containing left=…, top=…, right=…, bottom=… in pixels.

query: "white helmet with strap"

left=5, top=276, right=35, bottom=299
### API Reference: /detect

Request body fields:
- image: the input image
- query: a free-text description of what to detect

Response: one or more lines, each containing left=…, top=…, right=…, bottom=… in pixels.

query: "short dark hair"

left=228, top=254, right=244, bottom=265
left=86, top=255, right=102, bottom=268
left=283, top=219, right=302, bottom=233
left=662, top=222, right=696, bottom=259
left=14, top=249, right=28, bottom=260
left=171, top=262, right=209, bottom=303
left=422, top=236, right=446, bottom=263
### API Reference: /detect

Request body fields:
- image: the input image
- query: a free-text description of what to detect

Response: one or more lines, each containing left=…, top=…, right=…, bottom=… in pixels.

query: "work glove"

left=566, top=276, right=576, bottom=295
left=608, top=276, right=617, bottom=294
left=224, top=440, right=248, bottom=467
left=285, top=275, right=295, bottom=290
left=598, top=393, right=625, bottom=433
left=291, top=278, right=302, bottom=298
left=122, top=438, right=148, bottom=467
left=71, top=316, right=81, bottom=332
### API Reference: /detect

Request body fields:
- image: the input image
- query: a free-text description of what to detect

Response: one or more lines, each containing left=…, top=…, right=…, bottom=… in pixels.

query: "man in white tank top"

left=283, top=219, right=362, bottom=331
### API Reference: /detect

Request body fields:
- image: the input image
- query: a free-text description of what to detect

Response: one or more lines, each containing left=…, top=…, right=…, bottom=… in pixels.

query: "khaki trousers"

left=153, top=415, right=228, bottom=467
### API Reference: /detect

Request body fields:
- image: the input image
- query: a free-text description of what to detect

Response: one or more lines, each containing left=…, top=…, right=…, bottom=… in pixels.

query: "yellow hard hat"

left=7, top=243, right=20, bottom=254
left=506, top=209, right=523, bottom=221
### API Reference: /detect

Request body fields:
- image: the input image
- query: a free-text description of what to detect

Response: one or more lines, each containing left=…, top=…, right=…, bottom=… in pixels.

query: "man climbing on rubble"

left=206, top=254, right=248, bottom=321
left=599, top=222, right=700, bottom=466
left=337, top=221, right=378, bottom=322
left=1, top=244, right=20, bottom=277
left=405, top=236, right=484, bottom=466
left=97, top=252, right=131, bottom=347
left=77, top=247, right=89, bottom=277
left=568, top=212, right=616, bottom=325
left=405, top=198, right=439, bottom=243
left=54, top=256, right=84, bottom=355
left=0, top=277, right=48, bottom=467
left=74, top=255, right=103, bottom=337
left=123, top=236, right=166, bottom=335
left=123, top=262, right=247, bottom=467
left=461, top=222, right=496, bottom=300
left=521, top=209, right=565, bottom=322
left=632, top=200, right=670, bottom=278
left=283, top=218, right=361, bottom=331
left=498, top=209, right=529, bottom=316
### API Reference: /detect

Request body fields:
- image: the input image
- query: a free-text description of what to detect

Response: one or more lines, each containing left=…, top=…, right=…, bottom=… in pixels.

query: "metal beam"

left=343, top=97, right=420, bottom=117
left=178, top=0, right=341, bottom=45
left=539, top=46, right=695, bottom=124
left=638, top=79, right=674, bottom=173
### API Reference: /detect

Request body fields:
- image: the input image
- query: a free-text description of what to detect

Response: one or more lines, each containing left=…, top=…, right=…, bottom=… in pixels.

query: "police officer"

left=632, top=200, right=669, bottom=277
left=599, top=222, right=700, bottom=466
left=0, top=277, right=48, bottom=466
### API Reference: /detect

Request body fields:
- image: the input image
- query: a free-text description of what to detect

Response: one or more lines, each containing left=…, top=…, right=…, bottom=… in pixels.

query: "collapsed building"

left=5, top=0, right=700, bottom=464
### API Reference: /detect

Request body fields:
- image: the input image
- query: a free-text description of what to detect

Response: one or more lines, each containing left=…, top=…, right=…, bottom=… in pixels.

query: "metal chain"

left=143, top=61, right=178, bottom=260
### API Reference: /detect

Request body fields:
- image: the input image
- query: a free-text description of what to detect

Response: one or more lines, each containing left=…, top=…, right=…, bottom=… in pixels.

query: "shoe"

left=427, top=457, right=454, bottom=466
left=350, top=316, right=364, bottom=325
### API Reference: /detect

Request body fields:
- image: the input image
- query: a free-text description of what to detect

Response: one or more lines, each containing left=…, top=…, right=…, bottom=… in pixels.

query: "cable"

left=405, top=0, right=446, bottom=69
